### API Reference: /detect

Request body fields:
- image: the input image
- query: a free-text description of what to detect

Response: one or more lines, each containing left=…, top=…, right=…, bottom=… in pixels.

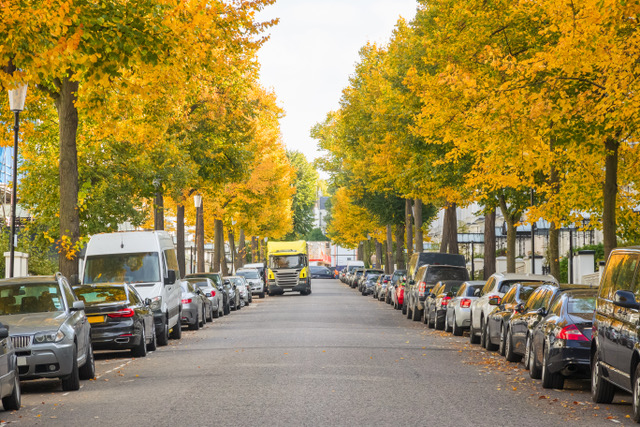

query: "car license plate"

left=87, top=315, right=105, bottom=324
left=17, top=356, right=27, bottom=366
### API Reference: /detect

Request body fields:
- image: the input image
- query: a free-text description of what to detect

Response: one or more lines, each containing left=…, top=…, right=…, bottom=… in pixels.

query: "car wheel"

left=147, top=324, right=157, bottom=352
left=452, top=313, right=463, bottom=336
left=259, top=292, right=266, bottom=299
left=2, top=369, right=20, bottom=410
left=224, top=302, right=230, bottom=315
left=633, top=365, right=640, bottom=422
left=524, top=335, right=532, bottom=370
left=469, top=313, right=480, bottom=344
left=444, top=314, right=452, bottom=333
left=192, top=313, right=200, bottom=330
left=402, top=300, right=407, bottom=315
left=423, top=307, right=429, bottom=325
left=541, top=344, right=564, bottom=389
left=435, top=312, right=445, bottom=330
left=61, top=343, right=80, bottom=391
left=131, top=327, right=148, bottom=358
left=498, top=324, right=507, bottom=356
left=591, top=350, right=615, bottom=403
left=412, top=306, right=423, bottom=322
left=406, top=303, right=413, bottom=319
left=213, top=305, right=220, bottom=319
left=79, top=342, right=95, bottom=380
left=485, top=322, right=498, bottom=351
left=480, top=319, right=487, bottom=348
left=528, top=337, right=542, bottom=379
left=207, top=306, right=214, bottom=322
left=200, top=308, right=206, bottom=326
left=158, top=316, right=169, bottom=346
left=170, top=314, right=182, bottom=340
left=504, top=328, right=521, bottom=362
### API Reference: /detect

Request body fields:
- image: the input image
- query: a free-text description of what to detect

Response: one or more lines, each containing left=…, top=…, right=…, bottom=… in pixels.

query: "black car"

left=424, top=280, right=463, bottom=330
left=186, top=273, right=230, bottom=315
left=361, top=273, right=381, bottom=296
left=74, top=283, right=156, bottom=357
left=357, top=269, right=384, bottom=293
left=529, top=288, right=596, bottom=389
left=310, top=266, right=334, bottom=279
left=485, top=282, right=547, bottom=354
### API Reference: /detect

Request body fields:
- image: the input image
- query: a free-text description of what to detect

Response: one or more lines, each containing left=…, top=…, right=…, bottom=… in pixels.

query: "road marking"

left=96, top=360, right=132, bottom=379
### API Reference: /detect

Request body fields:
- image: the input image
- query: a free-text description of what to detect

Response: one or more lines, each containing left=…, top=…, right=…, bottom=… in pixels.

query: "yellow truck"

left=266, top=240, right=311, bottom=295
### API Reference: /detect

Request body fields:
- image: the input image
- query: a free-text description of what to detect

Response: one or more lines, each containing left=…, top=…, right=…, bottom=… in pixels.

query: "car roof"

left=492, top=272, right=557, bottom=282
left=0, top=275, right=59, bottom=285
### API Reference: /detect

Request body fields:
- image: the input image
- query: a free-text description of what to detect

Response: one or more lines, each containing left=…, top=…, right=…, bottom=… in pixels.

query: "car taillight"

left=556, top=324, right=589, bottom=341
left=418, top=282, right=426, bottom=297
left=181, top=298, right=192, bottom=304
left=441, top=296, right=451, bottom=306
left=108, top=308, right=135, bottom=318
left=460, top=298, right=471, bottom=308
left=211, top=290, right=216, bottom=297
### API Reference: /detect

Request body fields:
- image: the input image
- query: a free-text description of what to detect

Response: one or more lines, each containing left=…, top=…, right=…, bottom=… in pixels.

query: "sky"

left=257, top=1, right=418, bottom=168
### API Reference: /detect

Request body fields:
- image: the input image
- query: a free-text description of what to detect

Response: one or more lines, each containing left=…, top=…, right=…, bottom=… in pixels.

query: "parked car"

left=424, top=280, right=463, bottom=330
left=485, top=281, right=547, bottom=354
left=362, top=273, right=382, bottom=296
left=186, top=273, right=230, bottom=315
left=180, top=281, right=206, bottom=330
left=310, top=266, right=334, bottom=279
left=236, top=268, right=265, bottom=299
left=359, top=269, right=384, bottom=293
left=223, top=278, right=240, bottom=311
left=350, top=268, right=366, bottom=288
left=333, top=265, right=346, bottom=279
left=226, top=276, right=251, bottom=307
left=406, top=264, right=469, bottom=322
left=386, top=269, right=406, bottom=305
left=74, top=283, right=156, bottom=357
left=529, top=288, right=596, bottom=389
left=0, top=274, right=95, bottom=391
left=445, top=281, right=485, bottom=336
left=0, top=321, right=20, bottom=411
left=243, top=263, right=267, bottom=290
left=184, top=277, right=221, bottom=320
left=469, top=272, right=557, bottom=345
left=591, top=247, right=640, bottom=421
left=394, top=277, right=406, bottom=311
left=374, top=274, right=391, bottom=301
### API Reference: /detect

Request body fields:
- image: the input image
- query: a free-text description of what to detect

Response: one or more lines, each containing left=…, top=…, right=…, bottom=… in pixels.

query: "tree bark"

left=177, top=204, right=185, bottom=278
left=386, top=225, right=393, bottom=274
left=238, top=229, right=246, bottom=265
left=214, top=220, right=222, bottom=273
left=483, top=208, right=496, bottom=279
left=216, top=219, right=228, bottom=275
left=447, top=203, right=459, bottom=254
left=405, top=199, right=413, bottom=260
left=395, top=224, right=405, bottom=269
left=228, top=228, right=237, bottom=272
left=154, top=191, right=164, bottom=230
left=374, top=238, right=382, bottom=269
left=414, top=198, right=423, bottom=253
left=499, top=195, right=521, bottom=273
left=55, top=77, right=80, bottom=280
left=603, top=136, right=619, bottom=259
left=357, top=241, right=363, bottom=262
left=440, top=206, right=451, bottom=253
left=549, top=222, right=560, bottom=280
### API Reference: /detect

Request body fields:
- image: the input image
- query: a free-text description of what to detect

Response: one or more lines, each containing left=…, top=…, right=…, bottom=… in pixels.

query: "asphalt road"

left=0, top=279, right=634, bottom=426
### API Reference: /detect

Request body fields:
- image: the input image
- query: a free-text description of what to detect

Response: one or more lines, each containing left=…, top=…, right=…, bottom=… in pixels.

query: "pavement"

left=0, top=279, right=634, bottom=426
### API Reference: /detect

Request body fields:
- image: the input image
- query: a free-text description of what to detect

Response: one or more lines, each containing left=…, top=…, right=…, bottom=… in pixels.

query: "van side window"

left=525, top=288, right=546, bottom=310
left=600, top=254, right=624, bottom=299
left=613, top=254, right=639, bottom=295
left=164, top=249, right=181, bottom=280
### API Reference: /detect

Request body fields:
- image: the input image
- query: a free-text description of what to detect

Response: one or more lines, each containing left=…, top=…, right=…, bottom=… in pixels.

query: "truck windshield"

left=270, top=255, right=303, bottom=269
left=83, top=252, right=161, bottom=284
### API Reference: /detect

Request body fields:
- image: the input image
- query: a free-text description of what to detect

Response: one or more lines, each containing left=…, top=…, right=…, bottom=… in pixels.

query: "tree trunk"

left=483, top=208, right=496, bottom=279
left=55, top=77, right=80, bottom=280
left=251, top=236, right=258, bottom=262
left=386, top=225, right=393, bottom=274
left=214, top=220, right=222, bottom=273
left=447, top=203, right=459, bottom=254
left=549, top=222, right=560, bottom=280
left=177, top=204, right=185, bottom=278
left=238, top=229, right=246, bottom=266
left=395, top=224, right=405, bottom=269
left=414, top=198, right=423, bottom=253
left=154, top=191, right=164, bottom=230
left=405, top=199, right=413, bottom=260
left=603, top=136, right=619, bottom=259
left=357, top=241, right=364, bottom=262
left=373, top=238, right=381, bottom=269
left=196, top=203, right=204, bottom=273
left=440, top=207, right=450, bottom=254
left=228, top=228, right=237, bottom=273
left=499, top=196, right=519, bottom=273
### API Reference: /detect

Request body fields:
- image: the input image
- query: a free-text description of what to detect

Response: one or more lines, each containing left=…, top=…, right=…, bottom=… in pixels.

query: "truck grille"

left=11, top=335, right=31, bottom=349
left=275, top=270, right=300, bottom=288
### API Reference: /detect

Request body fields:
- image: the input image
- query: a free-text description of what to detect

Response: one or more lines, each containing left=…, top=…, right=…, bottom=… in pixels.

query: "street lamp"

left=7, top=83, right=27, bottom=278
left=193, top=194, right=203, bottom=272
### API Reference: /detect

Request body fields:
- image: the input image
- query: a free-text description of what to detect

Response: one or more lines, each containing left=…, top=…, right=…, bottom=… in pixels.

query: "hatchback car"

left=424, top=280, right=463, bottom=330
left=226, top=276, right=251, bottom=307
left=374, top=275, right=391, bottom=301
left=362, top=273, right=382, bottom=296
left=444, top=281, right=484, bottom=336
left=0, top=274, right=95, bottom=391
left=184, top=277, right=221, bottom=320
left=180, top=281, right=206, bottom=330
left=236, top=268, right=265, bottom=299
left=310, top=266, right=334, bottom=279
left=74, top=283, right=156, bottom=357
left=0, top=321, right=20, bottom=411
left=386, top=270, right=407, bottom=305
left=223, top=278, right=241, bottom=311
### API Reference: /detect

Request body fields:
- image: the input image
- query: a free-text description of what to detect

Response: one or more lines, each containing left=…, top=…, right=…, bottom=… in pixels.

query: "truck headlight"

left=150, top=296, right=162, bottom=311
left=34, top=330, right=65, bottom=343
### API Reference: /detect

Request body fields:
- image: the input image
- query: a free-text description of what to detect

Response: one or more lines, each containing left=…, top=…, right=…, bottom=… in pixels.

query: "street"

left=0, top=279, right=632, bottom=426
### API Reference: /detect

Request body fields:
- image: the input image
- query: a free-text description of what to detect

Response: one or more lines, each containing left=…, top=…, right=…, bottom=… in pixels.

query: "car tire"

left=498, top=324, right=507, bottom=356
left=158, top=316, right=169, bottom=346
left=224, top=302, right=230, bottom=315
left=423, top=307, right=429, bottom=325
left=200, top=308, right=206, bottom=327
left=528, top=337, right=542, bottom=379
left=480, top=319, right=488, bottom=348
left=444, top=314, right=452, bottom=333
left=213, top=305, right=220, bottom=319
left=132, top=327, right=148, bottom=358
left=541, top=345, right=564, bottom=389
left=452, top=313, right=463, bottom=336
left=406, top=303, right=412, bottom=319
left=591, top=350, right=615, bottom=404
left=259, top=292, right=266, bottom=299
left=504, top=328, right=521, bottom=362
left=79, top=342, right=95, bottom=380
left=469, top=313, right=480, bottom=344
left=524, top=335, right=533, bottom=370
left=402, top=300, right=407, bottom=315
left=170, top=314, right=182, bottom=340
left=61, top=344, right=80, bottom=391
left=485, top=322, right=498, bottom=351
left=2, top=369, right=20, bottom=411
left=633, top=364, right=640, bottom=422
left=412, top=306, right=422, bottom=322
left=147, top=325, right=157, bottom=352
left=435, top=313, right=445, bottom=330
left=192, top=313, right=200, bottom=330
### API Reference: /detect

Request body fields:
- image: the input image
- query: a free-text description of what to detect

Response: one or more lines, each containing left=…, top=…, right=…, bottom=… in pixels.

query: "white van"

left=81, top=231, right=183, bottom=346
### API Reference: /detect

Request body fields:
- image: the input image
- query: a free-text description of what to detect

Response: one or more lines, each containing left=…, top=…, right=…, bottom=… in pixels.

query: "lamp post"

left=193, top=194, right=203, bottom=272
left=7, top=83, right=28, bottom=278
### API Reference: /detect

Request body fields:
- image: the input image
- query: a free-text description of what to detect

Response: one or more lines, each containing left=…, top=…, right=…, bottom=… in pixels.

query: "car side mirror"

left=613, top=290, right=640, bottom=310
left=165, top=270, right=176, bottom=285
left=0, top=327, right=8, bottom=339
left=515, top=303, right=524, bottom=313
left=488, top=297, right=500, bottom=306
left=71, top=300, right=85, bottom=311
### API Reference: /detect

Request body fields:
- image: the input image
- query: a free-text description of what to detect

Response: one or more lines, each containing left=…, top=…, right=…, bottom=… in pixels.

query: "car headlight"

left=150, top=296, right=162, bottom=311
left=34, top=330, right=65, bottom=343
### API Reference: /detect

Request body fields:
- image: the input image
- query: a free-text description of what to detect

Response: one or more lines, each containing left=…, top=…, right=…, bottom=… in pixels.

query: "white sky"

left=257, top=1, right=418, bottom=167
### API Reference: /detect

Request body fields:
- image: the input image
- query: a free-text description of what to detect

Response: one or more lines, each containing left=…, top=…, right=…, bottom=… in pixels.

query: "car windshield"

left=237, top=270, right=259, bottom=279
left=567, top=296, right=596, bottom=315
left=83, top=252, right=161, bottom=284
left=75, top=286, right=127, bottom=304
left=425, top=267, right=468, bottom=282
left=0, top=282, right=64, bottom=314
left=269, top=255, right=304, bottom=269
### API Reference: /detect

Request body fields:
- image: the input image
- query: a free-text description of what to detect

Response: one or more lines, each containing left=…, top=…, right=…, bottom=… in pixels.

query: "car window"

left=128, top=287, right=142, bottom=305
left=567, top=295, right=596, bottom=315
left=613, top=254, right=640, bottom=295
left=498, top=280, right=517, bottom=294
left=600, top=253, right=625, bottom=299
left=468, top=285, right=483, bottom=296
left=456, top=284, right=467, bottom=297
left=549, top=295, right=563, bottom=315
left=480, top=278, right=494, bottom=297
left=501, top=286, right=518, bottom=304
left=519, top=286, right=539, bottom=302
left=425, top=267, right=469, bottom=283
left=0, top=282, right=64, bottom=314
left=524, top=288, right=546, bottom=310
left=75, top=286, right=127, bottom=304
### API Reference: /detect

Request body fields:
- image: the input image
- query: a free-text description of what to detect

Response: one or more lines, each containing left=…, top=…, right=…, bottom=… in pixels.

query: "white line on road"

left=96, top=360, right=132, bottom=379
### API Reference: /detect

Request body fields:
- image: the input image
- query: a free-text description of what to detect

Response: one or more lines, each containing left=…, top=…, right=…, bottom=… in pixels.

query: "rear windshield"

left=237, top=270, right=259, bottom=279
left=425, top=267, right=469, bottom=283
left=567, top=296, right=596, bottom=315
left=185, top=279, right=210, bottom=288
left=75, top=286, right=127, bottom=304
left=466, top=285, right=483, bottom=296
left=442, top=283, right=461, bottom=294
left=368, top=274, right=381, bottom=282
